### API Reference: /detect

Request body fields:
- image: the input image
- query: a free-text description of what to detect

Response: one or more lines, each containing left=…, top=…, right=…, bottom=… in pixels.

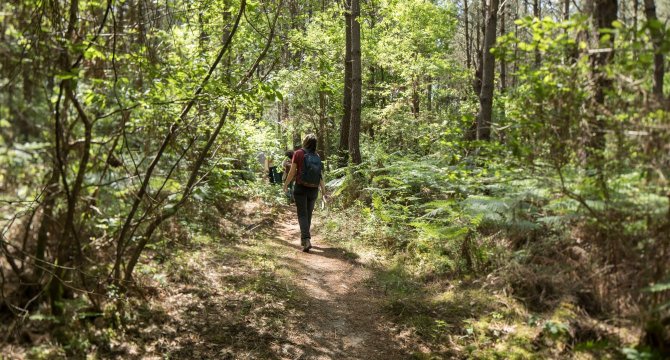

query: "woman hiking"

left=282, top=150, right=295, bottom=203
left=283, top=134, right=327, bottom=252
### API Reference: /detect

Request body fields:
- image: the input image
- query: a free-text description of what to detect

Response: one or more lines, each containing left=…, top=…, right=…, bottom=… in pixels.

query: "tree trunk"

left=644, top=0, right=664, bottom=100
left=412, top=74, right=420, bottom=118
left=533, top=0, right=541, bottom=67
left=564, top=0, right=571, bottom=63
left=473, top=0, right=485, bottom=96
left=589, top=0, right=617, bottom=152
left=349, top=0, right=362, bottom=164
left=477, top=0, right=499, bottom=141
left=634, top=0, right=638, bottom=34
left=198, top=12, right=207, bottom=57
left=465, top=0, right=472, bottom=69
left=319, top=90, right=327, bottom=161
left=426, top=75, right=433, bottom=112
left=368, top=65, right=376, bottom=138
left=339, top=0, right=353, bottom=166
left=500, top=3, right=507, bottom=93
left=277, top=102, right=287, bottom=150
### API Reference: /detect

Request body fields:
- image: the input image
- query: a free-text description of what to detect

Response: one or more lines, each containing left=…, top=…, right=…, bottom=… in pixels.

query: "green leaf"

left=611, top=20, right=623, bottom=29
left=645, top=281, right=670, bottom=292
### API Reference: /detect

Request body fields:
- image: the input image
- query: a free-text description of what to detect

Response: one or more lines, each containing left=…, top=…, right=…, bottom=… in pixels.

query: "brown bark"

left=533, top=0, right=541, bottom=67
left=339, top=0, right=353, bottom=166
left=500, top=3, right=507, bottom=93
left=473, top=0, right=485, bottom=95
left=589, top=0, right=618, bottom=153
left=412, top=75, right=420, bottom=118
left=426, top=76, right=433, bottom=112
left=349, top=0, right=362, bottom=164
left=644, top=0, right=664, bottom=100
left=319, top=90, right=327, bottom=161
left=465, top=0, right=472, bottom=69
left=477, top=0, right=499, bottom=141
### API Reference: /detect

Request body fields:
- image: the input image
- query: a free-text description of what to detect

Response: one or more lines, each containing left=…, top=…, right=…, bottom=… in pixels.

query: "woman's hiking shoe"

left=302, top=240, right=312, bottom=252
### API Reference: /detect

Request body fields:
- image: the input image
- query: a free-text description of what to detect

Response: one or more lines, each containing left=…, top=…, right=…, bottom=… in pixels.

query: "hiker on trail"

left=283, top=134, right=327, bottom=252
left=266, top=155, right=278, bottom=184
left=282, top=150, right=295, bottom=203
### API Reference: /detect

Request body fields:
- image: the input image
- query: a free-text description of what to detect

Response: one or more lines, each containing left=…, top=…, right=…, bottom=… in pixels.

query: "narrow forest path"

left=116, top=203, right=426, bottom=360
left=266, top=210, right=412, bottom=359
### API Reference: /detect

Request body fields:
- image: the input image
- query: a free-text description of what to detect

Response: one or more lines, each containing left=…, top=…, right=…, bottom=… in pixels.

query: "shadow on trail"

left=264, top=216, right=413, bottom=359
left=109, top=239, right=307, bottom=359
left=309, top=246, right=360, bottom=262
left=110, top=204, right=414, bottom=359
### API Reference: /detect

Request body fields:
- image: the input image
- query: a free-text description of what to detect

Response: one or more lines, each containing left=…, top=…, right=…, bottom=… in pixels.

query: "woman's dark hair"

left=285, top=150, right=294, bottom=159
left=302, top=134, right=317, bottom=152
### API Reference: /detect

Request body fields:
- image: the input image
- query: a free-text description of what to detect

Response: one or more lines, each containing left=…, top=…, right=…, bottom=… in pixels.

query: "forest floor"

left=87, top=200, right=429, bottom=359
left=1, top=197, right=638, bottom=359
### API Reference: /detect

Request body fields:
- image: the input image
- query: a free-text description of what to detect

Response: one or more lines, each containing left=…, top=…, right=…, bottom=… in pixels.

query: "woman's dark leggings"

left=293, top=184, right=318, bottom=246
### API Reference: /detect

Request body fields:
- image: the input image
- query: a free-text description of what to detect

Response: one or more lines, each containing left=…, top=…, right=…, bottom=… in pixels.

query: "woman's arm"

left=283, top=163, right=297, bottom=191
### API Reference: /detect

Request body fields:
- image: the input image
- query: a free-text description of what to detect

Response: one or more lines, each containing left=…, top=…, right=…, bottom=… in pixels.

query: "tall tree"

left=349, top=0, right=362, bottom=164
left=644, top=0, right=664, bottom=100
left=589, top=0, right=618, bottom=153
left=339, top=0, right=353, bottom=165
left=476, top=0, right=499, bottom=141
left=533, top=0, right=541, bottom=67
left=465, top=0, right=472, bottom=69
left=500, top=2, right=507, bottom=92
left=473, top=0, right=485, bottom=95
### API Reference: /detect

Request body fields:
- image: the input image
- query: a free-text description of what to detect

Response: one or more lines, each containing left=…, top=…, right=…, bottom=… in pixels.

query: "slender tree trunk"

left=198, top=12, right=207, bottom=57
left=277, top=102, right=287, bottom=150
left=339, top=0, right=353, bottom=166
left=473, top=0, right=485, bottom=95
left=500, top=3, right=507, bottom=93
left=590, top=0, right=617, bottom=151
left=319, top=90, right=327, bottom=161
left=50, top=0, right=81, bottom=315
left=368, top=65, right=376, bottom=138
left=644, top=0, right=664, bottom=100
left=292, top=112, right=300, bottom=147
left=477, top=0, right=499, bottom=141
left=465, top=0, right=472, bottom=69
left=349, top=0, right=362, bottom=164
left=634, top=0, right=639, bottom=33
left=34, top=172, right=59, bottom=282
left=533, top=0, right=541, bottom=67
left=426, top=75, right=433, bottom=112
left=412, top=74, right=420, bottom=118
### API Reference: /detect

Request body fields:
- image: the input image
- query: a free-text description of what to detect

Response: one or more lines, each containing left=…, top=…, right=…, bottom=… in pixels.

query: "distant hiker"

left=283, top=134, right=327, bottom=252
left=257, top=151, right=267, bottom=175
left=266, top=155, right=278, bottom=184
left=282, top=150, right=295, bottom=203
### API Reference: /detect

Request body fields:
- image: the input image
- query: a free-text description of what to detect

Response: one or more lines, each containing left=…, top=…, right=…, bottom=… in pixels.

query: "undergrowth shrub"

left=328, top=133, right=669, bottom=330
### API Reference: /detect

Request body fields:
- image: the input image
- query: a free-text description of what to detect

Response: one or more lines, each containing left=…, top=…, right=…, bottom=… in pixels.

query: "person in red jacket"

left=283, top=134, right=327, bottom=252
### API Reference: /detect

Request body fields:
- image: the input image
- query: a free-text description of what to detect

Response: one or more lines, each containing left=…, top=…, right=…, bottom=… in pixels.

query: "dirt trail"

left=269, top=211, right=411, bottom=360
left=80, top=204, right=421, bottom=359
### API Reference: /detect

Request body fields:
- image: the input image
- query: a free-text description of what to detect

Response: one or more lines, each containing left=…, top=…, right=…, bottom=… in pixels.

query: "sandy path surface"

left=270, top=212, right=410, bottom=360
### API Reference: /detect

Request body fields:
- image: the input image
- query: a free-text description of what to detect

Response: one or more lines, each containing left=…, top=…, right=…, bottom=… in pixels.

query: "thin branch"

left=112, top=0, right=248, bottom=282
